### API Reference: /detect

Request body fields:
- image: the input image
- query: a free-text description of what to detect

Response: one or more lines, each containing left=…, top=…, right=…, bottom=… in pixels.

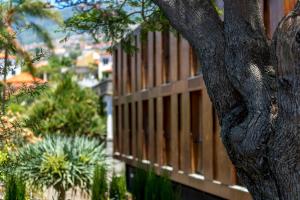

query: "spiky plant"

left=109, top=173, right=127, bottom=200
left=4, top=175, right=26, bottom=200
left=15, top=136, right=106, bottom=200
left=91, top=165, right=108, bottom=200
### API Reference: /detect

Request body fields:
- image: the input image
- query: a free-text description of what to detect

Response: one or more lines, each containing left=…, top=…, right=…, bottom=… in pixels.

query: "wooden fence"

left=112, top=1, right=297, bottom=199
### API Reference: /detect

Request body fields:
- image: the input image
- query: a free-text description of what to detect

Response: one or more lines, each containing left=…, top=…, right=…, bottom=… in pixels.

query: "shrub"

left=132, top=168, right=180, bottom=200
left=91, top=165, right=108, bottom=200
left=4, top=175, right=26, bottom=200
left=24, top=75, right=106, bottom=137
left=109, top=173, right=127, bottom=200
left=15, top=136, right=106, bottom=200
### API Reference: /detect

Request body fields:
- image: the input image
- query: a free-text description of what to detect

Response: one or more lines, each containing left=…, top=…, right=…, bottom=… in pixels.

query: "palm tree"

left=0, top=0, right=62, bottom=114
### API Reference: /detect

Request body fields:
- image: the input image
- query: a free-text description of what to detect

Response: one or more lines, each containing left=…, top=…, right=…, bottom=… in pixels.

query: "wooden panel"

left=213, top=114, right=236, bottom=185
left=113, top=50, right=118, bottom=96
left=201, top=89, right=214, bottom=180
left=131, top=102, right=137, bottom=157
left=170, top=32, right=178, bottom=82
left=268, top=0, right=284, bottom=36
left=124, top=103, right=129, bottom=155
left=148, top=99, right=155, bottom=163
left=156, top=97, right=164, bottom=165
left=137, top=101, right=143, bottom=159
left=113, top=105, right=119, bottom=153
left=148, top=32, right=154, bottom=88
left=181, top=92, right=192, bottom=173
left=179, top=37, right=190, bottom=79
left=117, top=46, right=123, bottom=95
left=136, top=35, right=142, bottom=91
left=170, top=94, right=179, bottom=170
left=284, top=0, right=297, bottom=15
left=155, top=32, right=163, bottom=85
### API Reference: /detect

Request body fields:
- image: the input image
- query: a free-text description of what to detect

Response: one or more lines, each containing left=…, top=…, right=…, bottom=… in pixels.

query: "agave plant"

left=15, top=136, right=106, bottom=200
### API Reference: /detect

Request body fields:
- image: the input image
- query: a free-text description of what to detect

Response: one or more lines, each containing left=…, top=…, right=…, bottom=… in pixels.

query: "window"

left=102, top=58, right=109, bottom=65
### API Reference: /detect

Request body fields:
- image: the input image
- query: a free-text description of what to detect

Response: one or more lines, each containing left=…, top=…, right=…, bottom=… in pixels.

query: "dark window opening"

left=128, top=103, right=133, bottom=155
left=162, top=30, right=170, bottom=83
left=142, top=100, right=149, bottom=160
left=163, top=96, right=171, bottom=166
left=178, top=94, right=182, bottom=170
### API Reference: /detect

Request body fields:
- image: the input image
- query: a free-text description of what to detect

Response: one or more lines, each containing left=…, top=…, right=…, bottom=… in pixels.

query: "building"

left=112, top=1, right=296, bottom=200
left=0, top=53, right=21, bottom=80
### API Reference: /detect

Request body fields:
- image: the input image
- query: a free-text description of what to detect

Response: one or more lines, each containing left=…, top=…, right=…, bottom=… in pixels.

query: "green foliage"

left=91, top=165, right=108, bottom=200
left=131, top=168, right=147, bottom=200
left=24, top=75, right=106, bottom=137
left=109, top=173, right=127, bottom=200
left=4, top=175, right=26, bottom=200
left=15, top=136, right=106, bottom=197
left=63, top=0, right=169, bottom=50
left=132, top=168, right=180, bottom=200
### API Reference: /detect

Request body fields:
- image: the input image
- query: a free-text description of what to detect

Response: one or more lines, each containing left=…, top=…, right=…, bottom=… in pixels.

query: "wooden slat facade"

left=112, top=1, right=296, bottom=199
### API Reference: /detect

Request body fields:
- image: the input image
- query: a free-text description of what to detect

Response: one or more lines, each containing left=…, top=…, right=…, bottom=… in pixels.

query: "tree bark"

left=153, top=0, right=300, bottom=199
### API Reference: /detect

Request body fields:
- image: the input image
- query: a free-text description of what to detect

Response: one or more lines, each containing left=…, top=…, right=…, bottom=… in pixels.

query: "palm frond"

left=29, top=22, right=53, bottom=49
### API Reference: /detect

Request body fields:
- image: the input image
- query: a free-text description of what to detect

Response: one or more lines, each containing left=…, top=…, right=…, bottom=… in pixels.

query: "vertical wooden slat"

left=179, top=37, right=190, bottom=79
left=131, top=44, right=136, bottom=92
left=137, top=35, right=142, bottom=91
left=214, top=114, right=236, bottom=185
left=170, top=32, right=178, bottom=82
left=118, top=104, right=123, bottom=154
left=131, top=102, right=136, bottom=157
left=156, top=97, right=164, bottom=165
left=171, top=94, right=179, bottom=170
left=113, top=105, right=118, bottom=153
left=148, top=99, right=155, bottom=163
left=137, top=101, right=143, bottom=159
left=117, top=46, right=122, bottom=95
left=181, top=92, right=192, bottom=173
left=113, top=50, right=118, bottom=96
left=202, top=89, right=214, bottom=180
left=124, top=103, right=129, bottom=155
left=155, top=32, right=163, bottom=85
left=123, top=51, right=128, bottom=95
left=148, top=32, right=154, bottom=88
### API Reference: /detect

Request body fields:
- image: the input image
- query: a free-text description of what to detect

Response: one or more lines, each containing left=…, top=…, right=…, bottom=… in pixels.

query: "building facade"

left=113, top=1, right=297, bottom=199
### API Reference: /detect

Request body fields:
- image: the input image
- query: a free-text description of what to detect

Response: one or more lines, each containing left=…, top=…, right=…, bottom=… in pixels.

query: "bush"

left=4, top=175, right=26, bottom=200
left=91, top=165, right=108, bottom=200
left=132, top=168, right=180, bottom=200
left=24, top=75, right=106, bottom=137
left=15, top=136, right=106, bottom=200
left=109, top=173, right=127, bottom=200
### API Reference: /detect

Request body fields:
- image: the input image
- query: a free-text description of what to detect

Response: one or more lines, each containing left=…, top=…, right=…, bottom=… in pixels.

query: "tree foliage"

left=24, top=75, right=106, bottom=137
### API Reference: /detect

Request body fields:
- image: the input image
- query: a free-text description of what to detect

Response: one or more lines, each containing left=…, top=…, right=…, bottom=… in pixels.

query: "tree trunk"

left=153, top=0, right=300, bottom=199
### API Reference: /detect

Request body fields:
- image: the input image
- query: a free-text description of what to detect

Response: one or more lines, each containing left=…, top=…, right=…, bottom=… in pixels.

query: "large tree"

left=58, top=0, right=300, bottom=199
